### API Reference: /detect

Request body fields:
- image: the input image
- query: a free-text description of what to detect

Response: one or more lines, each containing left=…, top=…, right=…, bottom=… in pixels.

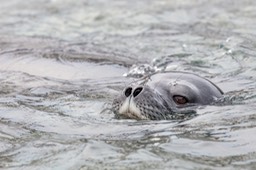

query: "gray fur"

left=112, top=72, right=223, bottom=120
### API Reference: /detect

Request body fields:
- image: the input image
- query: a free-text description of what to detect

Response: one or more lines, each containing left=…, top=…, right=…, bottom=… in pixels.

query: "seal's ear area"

left=173, top=95, right=188, bottom=105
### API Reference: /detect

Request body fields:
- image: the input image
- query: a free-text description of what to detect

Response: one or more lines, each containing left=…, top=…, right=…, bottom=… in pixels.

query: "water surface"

left=0, top=0, right=256, bottom=169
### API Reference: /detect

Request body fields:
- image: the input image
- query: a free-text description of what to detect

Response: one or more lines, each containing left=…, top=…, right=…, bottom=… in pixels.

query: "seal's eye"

left=173, top=95, right=188, bottom=105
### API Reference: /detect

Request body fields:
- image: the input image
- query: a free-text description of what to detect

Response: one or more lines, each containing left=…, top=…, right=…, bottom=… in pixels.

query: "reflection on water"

left=0, top=0, right=256, bottom=169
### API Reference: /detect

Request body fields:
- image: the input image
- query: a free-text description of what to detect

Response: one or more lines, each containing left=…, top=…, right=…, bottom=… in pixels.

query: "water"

left=0, top=0, right=256, bottom=169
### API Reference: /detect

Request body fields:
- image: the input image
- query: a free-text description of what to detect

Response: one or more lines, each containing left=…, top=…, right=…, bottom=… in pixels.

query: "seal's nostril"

left=133, top=87, right=143, bottom=97
left=124, top=87, right=132, bottom=97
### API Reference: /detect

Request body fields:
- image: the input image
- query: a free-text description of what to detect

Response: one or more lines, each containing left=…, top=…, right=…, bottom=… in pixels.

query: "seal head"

left=112, top=72, right=223, bottom=120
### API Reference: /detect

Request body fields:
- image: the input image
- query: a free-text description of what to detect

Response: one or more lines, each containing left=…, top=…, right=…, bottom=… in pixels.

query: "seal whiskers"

left=112, top=72, right=223, bottom=120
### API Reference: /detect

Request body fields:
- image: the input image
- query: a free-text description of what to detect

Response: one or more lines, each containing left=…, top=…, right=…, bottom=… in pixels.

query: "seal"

left=112, top=72, right=223, bottom=120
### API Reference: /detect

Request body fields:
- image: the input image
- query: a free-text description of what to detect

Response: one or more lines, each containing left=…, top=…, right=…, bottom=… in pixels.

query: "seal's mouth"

left=117, top=97, right=148, bottom=120
left=112, top=85, right=172, bottom=120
